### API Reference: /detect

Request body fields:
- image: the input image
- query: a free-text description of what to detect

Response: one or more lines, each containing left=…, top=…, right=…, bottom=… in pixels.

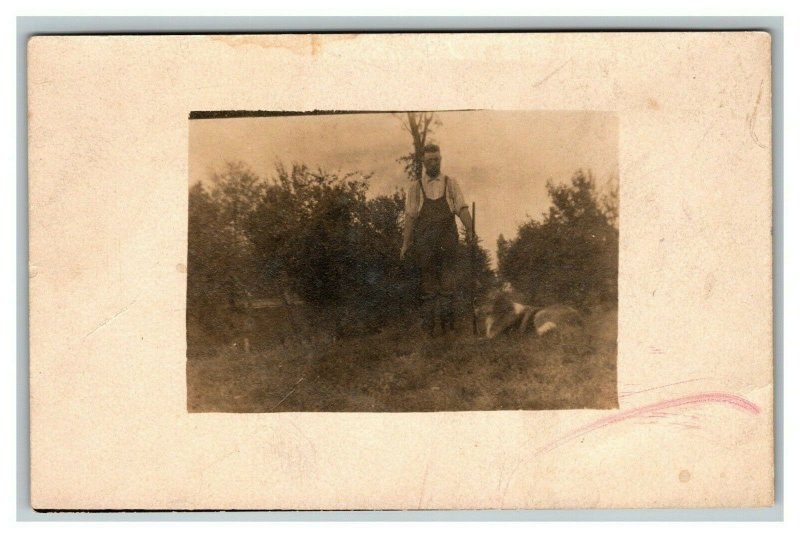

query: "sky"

left=189, top=110, right=618, bottom=266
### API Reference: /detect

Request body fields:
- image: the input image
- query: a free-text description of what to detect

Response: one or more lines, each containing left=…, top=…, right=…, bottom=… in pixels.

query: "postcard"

left=28, top=32, right=773, bottom=509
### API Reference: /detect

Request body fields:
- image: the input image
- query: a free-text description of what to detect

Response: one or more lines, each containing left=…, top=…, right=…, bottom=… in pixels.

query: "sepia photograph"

left=187, top=110, right=619, bottom=412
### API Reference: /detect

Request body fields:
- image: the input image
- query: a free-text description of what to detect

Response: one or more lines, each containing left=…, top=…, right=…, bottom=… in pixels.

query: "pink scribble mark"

left=500, top=391, right=760, bottom=506
left=537, top=391, right=760, bottom=455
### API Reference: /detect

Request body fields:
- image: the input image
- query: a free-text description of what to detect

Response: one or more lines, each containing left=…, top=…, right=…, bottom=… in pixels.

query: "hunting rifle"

left=470, top=201, right=477, bottom=336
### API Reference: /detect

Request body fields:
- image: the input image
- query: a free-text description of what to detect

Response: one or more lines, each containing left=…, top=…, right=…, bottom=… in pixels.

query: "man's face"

left=423, top=150, right=441, bottom=177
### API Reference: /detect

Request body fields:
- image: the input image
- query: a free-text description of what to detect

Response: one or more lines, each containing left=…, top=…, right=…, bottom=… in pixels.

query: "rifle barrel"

left=471, top=202, right=477, bottom=336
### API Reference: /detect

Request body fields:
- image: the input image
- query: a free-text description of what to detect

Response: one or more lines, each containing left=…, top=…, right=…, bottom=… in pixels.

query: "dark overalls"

left=413, top=176, right=459, bottom=334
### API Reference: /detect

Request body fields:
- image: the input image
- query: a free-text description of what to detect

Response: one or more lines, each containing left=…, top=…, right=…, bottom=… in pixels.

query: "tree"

left=496, top=234, right=509, bottom=272
left=454, top=232, right=496, bottom=310
left=186, top=173, right=264, bottom=336
left=188, top=161, right=414, bottom=337
left=599, top=175, right=619, bottom=229
left=498, top=170, right=618, bottom=306
left=396, top=112, right=440, bottom=181
left=244, top=164, right=418, bottom=334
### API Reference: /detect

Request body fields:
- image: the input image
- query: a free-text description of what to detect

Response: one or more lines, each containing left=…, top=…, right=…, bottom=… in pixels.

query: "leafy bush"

left=187, top=162, right=494, bottom=339
left=498, top=170, right=618, bottom=307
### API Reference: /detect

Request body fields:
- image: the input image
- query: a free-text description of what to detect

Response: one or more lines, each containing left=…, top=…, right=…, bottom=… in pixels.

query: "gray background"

left=17, top=16, right=784, bottom=521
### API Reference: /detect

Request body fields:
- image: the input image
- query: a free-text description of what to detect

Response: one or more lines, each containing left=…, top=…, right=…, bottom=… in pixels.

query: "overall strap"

left=417, top=176, right=427, bottom=199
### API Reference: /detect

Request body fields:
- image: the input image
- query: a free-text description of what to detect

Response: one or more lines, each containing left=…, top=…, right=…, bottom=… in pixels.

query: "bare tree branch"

left=401, top=111, right=438, bottom=181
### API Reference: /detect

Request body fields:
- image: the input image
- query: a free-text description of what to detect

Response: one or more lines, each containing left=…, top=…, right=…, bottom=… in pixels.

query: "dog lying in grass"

left=481, top=285, right=583, bottom=341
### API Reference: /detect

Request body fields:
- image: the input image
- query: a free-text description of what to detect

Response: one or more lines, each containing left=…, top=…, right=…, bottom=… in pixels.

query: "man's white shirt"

left=404, top=173, right=468, bottom=219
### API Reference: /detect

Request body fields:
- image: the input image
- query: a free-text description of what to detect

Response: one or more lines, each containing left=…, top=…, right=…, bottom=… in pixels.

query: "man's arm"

left=449, top=177, right=474, bottom=243
left=458, top=206, right=474, bottom=243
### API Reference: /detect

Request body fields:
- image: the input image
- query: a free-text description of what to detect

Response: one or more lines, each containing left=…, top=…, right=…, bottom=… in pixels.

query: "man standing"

left=401, top=144, right=474, bottom=336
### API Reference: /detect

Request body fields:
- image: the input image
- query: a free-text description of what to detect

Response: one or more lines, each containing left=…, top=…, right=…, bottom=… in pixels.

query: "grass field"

left=186, top=305, right=618, bottom=412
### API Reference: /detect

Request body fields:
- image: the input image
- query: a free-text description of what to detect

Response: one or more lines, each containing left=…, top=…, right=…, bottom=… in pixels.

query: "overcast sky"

left=189, top=110, right=618, bottom=265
